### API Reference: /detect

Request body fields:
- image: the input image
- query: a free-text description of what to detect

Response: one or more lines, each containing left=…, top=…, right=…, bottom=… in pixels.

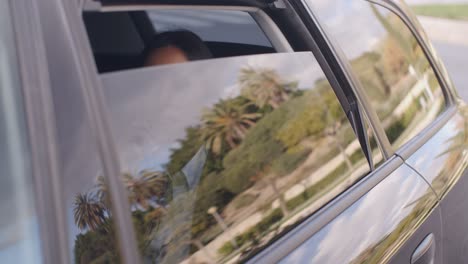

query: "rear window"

left=83, top=9, right=275, bottom=73
left=148, top=9, right=272, bottom=46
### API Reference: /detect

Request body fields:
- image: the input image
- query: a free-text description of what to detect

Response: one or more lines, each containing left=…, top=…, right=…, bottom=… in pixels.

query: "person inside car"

left=144, top=30, right=213, bottom=66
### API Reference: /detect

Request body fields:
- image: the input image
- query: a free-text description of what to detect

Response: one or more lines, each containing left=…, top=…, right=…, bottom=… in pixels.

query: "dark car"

left=2, top=0, right=467, bottom=263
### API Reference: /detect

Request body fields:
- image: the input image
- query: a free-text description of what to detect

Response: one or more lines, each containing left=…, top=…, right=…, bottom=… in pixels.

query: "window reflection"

left=279, top=165, right=437, bottom=264
left=97, top=52, right=371, bottom=263
left=310, top=0, right=446, bottom=149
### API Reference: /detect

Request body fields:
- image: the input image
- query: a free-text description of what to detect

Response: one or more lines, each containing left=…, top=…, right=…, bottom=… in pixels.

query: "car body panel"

left=404, top=110, right=467, bottom=199
left=403, top=107, right=468, bottom=263
left=278, top=162, right=440, bottom=263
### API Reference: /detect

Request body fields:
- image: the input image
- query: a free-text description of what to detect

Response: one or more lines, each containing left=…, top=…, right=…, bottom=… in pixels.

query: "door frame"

left=9, top=0, right=69, bottom=263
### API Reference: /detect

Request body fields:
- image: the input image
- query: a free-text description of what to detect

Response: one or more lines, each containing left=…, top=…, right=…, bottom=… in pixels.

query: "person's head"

left=144, top=30, right=212, bottom=66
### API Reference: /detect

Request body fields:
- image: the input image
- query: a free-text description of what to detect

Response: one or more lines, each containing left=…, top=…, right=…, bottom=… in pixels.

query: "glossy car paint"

left=404, top=109, right=468, bottom=263
left=279, top=162, right=440, bottom=263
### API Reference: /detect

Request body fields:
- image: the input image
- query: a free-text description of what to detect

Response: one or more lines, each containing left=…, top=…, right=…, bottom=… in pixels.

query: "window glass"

left=148, top=10, right=272, bottom=47
left=309, top=0, right=446, bottom=149
left=0, top=1, right=42, bottom=262
left=83, top=9, right=275, bottom=73
left=97, top=51, right=371, bottom=263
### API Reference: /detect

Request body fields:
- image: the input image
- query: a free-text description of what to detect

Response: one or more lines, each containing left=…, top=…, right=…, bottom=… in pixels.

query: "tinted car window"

left=148, top=10, right=272, bottom=47
left=309, top=0, right=446, bottom=150
left=0, top=1, right=42, bottom=262
left=83, top=9, right=275, bottom=73
left=97, top=51, right=372, bottom=263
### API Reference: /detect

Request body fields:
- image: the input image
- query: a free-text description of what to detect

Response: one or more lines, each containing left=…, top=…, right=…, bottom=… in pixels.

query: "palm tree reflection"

left=73, top=66, right=360, bottom=263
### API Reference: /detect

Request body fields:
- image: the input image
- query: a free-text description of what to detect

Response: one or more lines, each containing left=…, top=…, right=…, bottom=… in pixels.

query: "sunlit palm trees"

left=202, top=99, right=261, bottom=154
left=239, top=67, right=297, bottom=109
left=73, top=192, right=107, bottom=231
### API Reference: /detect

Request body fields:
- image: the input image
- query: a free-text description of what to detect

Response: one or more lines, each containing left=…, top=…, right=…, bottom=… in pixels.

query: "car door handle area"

left=411, top=233, right=436, bottom=264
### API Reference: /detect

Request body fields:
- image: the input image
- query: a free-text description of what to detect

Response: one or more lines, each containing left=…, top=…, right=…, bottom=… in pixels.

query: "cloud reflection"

left=280, top=165, right=436, bottom=263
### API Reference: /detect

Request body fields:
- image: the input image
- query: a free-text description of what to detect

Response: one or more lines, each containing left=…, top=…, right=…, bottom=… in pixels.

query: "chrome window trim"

left=248, top=156, right=404, bottom=264
left=59, top=0, right=142, bottom=263
left=9, top=0, right=69, bottom=263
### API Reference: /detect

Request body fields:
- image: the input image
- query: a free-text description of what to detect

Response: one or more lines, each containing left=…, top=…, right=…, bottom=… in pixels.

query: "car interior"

left=83, top=10, right=277, bottom=73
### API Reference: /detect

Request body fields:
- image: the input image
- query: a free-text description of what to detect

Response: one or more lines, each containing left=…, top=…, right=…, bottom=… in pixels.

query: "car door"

left=401, top=104, right=467, bottom=264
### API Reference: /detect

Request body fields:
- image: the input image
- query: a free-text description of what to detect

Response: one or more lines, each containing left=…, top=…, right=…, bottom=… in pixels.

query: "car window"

left=148, top=9, right=272, bottom=47
left=99, top=51, right=372, bottom=263
left=83, top=9, right=275, bottom=73
left=309, top=0, right=446, bottom=150
left=80, top=5, right=378, bottom=263
left=0, top=1, right=42, bottom=262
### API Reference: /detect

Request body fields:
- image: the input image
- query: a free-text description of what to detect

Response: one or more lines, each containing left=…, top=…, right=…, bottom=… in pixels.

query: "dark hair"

left=144, top=30, right=212, bottom=61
